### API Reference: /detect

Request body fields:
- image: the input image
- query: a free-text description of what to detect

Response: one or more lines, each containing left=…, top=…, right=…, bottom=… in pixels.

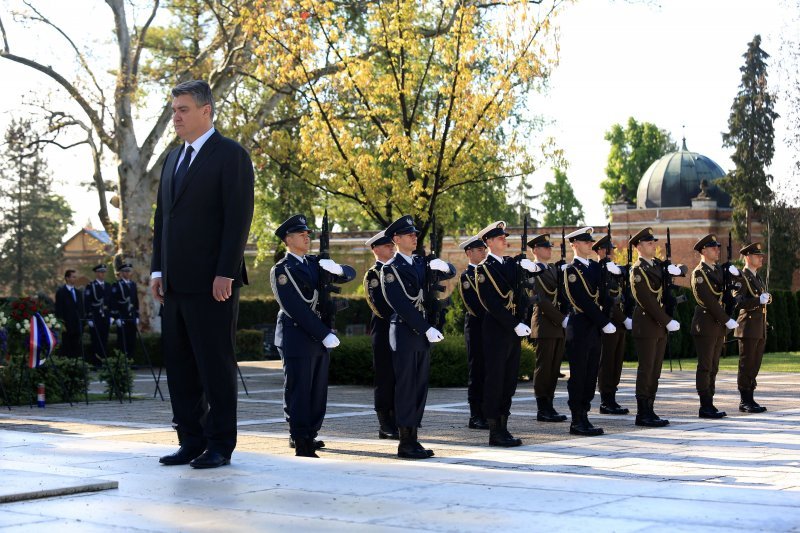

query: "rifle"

left=662, top=228, right=686, bottom=371
left=622, top=234, right=635, bottom=318
left=317, top=209, right=347, bottom=328
left=598, top=223, right=612, bottom=319
left=423, top=215, right=450, bottom=327
left=721, top=231, right=739, bottom=316
left=555, top=225, right=570, bottom=314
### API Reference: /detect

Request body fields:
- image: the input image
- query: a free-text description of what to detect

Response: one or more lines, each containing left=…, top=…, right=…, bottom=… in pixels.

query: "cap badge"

left=299, top=216, right=306, bottom=224
left=648, top=228, right=653, bottom=235
left=406, top=217, right=412, bottom=225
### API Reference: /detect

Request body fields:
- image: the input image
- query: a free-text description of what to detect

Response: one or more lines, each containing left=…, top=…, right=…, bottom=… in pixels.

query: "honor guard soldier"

left=110, top=262, right=139, bottom=358
left=271, top=214, right=355, bottom=457
left=562, top=227, right=622, bottom=436
left=592, top=235, right=629, bottom=415
left=691, top=234, right=740, bottom=419
left=364, top=230, right=399, bottom=440
left=380, top=215, right=456, bottom=459
left=84, top=264, right=111, bottom=362
left=527, top=233, right=568, bottom=423
left=474, top=221, right=538, bottom=447
left=629, top=228, right=686, bottom=427
left=734, top=242, right=771, bottom=413
left=458, top=235, right=489, bottom=430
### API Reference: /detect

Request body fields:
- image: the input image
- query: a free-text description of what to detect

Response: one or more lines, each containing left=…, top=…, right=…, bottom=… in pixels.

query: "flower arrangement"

left=1, top=297, right=61, bottom=355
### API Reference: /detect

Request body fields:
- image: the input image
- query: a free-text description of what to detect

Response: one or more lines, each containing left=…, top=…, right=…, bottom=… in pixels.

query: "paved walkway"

left=1, top=363, right=799, bottom=531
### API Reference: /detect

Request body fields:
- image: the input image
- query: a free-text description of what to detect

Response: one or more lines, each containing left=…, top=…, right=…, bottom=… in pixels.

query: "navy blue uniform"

left=564, top=259, right=608, bottom=412
left=110, top=279, right=139, bottom=358
left=459, top=265, right=486, bottom=417
left=84, top=280, right=111, bottom=360
left=475, top=255, right=522, bottom=420
left=271, top=253, right=356, bottom=441
left=364, top=261, right=396, bottom=415
left=381, top=254, right=455, bottom=428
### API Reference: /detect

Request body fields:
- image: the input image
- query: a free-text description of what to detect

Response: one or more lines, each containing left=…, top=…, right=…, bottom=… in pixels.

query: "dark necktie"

left=70, top=287, right=76, bottom=302
left=173, top=145, right=194, bottom=196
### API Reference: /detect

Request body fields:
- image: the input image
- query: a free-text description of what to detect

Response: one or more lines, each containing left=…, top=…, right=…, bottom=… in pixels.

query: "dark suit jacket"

left=531, top=263, right=566, bottom=339
left=564, top=258, right=607, bottom=328
left=151, top=130, right=255, bottom=293
left=475, top=255, right=519, bottom=331
left=55, top=285, right=84, bottom=333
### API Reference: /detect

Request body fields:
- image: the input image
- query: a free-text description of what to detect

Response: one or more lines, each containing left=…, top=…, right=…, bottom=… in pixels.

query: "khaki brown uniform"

left=630, top=258, right=672, bottom=401
left=733, top=268, right=769, bottom=392
left=597, top=278, right=627, bottom=397
left=530, top=263, right=566, bottom=401
left=691, top=262, right=729, bottom=397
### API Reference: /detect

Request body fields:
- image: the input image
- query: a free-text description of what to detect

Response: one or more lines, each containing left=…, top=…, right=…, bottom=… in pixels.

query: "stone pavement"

left=1, top=362, right=799, bottom=531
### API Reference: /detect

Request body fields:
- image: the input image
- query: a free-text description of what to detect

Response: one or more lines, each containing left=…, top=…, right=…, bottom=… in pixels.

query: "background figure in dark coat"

left=364, top=230, right=399, bottom=440
left=380, top=215, right=455, bottom=459
left=84, top=264, right=111, bottom=362
left=110, top=262, right=139, bottom=359
left=457, top=235, right=489, bottom=430
left=271, top=214, right=356, bottom=458
left=151, top=80, right=254, bottom=470
left=55, top=269, right=84, bottom=359
left=563, top=227, right=621, bottom=437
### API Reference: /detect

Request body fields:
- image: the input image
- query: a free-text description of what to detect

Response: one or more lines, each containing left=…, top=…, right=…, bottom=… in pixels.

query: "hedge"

left=328, top=335, right=535, bottom=387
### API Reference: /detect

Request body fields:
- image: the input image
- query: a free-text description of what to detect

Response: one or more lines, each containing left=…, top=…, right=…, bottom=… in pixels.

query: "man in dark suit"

left=562, top=227, right=621, bottom=436
left=55, top=269, right=84, bottom=358
left=364, top=230, right=399, bottom=440
left=271, top=214, right=356, bottom=457
left=84, top=264, right=111, bottom=362
left=151, top=80, right=254, bottom=469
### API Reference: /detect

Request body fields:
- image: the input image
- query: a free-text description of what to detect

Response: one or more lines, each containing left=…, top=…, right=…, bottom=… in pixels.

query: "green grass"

left=622, top=351, right=800, bottom=372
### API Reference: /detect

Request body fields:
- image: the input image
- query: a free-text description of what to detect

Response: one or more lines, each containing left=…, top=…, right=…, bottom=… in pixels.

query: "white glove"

left=666, top=319, right=680, bottom=332
left=322, top=333, right=340, bottom=348
left=725, top=318, right=738, bottom=330
left=136, top=318, right=140, bottom=325
left=319, top=258, right=345, bottom=276
left=624, top=317, right=633, bottom=330
left=109, top=317, right=114, bottom=326
left=425, top=327, right=444, bottom=343
left=428, top=258, right=450, bottom=273
left=605, top=261, right=622, bottom=275
left=514, top=322, right=531, bottom=337
left=667, top=264, right=682, bottom=276
left=560, top=263, right=568, bottom=271
left=561, top=316, right=569, bottom=329
left=760, top=293, right=770, bottom=305
left=87, top=320, right=94, bottom=328
left=602, top=322, right=617, bottom=334
left=116, top=319, right=123, bottom=327
left=728, top=264, right=740, bottom=276
left=519, top=258, right=540, bottom=273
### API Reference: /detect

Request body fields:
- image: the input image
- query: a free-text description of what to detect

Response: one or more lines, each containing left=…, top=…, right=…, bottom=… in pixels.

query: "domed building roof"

left=636, top=139, right=730, bottom=209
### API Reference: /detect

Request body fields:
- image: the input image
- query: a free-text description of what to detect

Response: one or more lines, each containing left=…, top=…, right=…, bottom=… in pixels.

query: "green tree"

left=719, top=34, right=779, bottom=243
left=600, top=117, right=677, bottom=209
left=0, top=119, right=73, bottom=295
left=541, top=168, right=584, bottom=226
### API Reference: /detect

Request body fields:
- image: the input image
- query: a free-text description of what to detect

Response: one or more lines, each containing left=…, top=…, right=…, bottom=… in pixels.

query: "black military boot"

left=488, top=418, right=520, bottom=447
left=397, top=427, right=430, bottom=459
left=570, top=410, right=603, bottom=436
left=468, top=403, right=490, bottom=429
left=537, top=397, right=565, bottom=422
left=289, top=437, right=325, bottom=449
left=699, top=394, right=725, bottom=419
left=500, top=415, right=523, bottom=446
left=411, top=427, right=435, bottom=457
left=294, top=437, right=319, bottom=458
left=599, top=392, right=629, bottom=415
left=635, top=397, right=668, bottom=427
left=648, top=398, right=669, bottom=426
left=377, top=410, right=400, bottom=439
left=739, top=390, right=767, bottom=413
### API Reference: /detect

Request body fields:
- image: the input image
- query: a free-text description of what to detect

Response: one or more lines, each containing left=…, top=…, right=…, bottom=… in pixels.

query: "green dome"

left=636, top=140, right=730, bottom=209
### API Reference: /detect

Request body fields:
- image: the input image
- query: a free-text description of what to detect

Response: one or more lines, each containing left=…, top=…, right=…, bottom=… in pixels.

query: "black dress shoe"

left=289, top=437, right=325, bottom=449
left=189, top=450, right=231, bottom=469
left=159, top=446, right=204, bottom=466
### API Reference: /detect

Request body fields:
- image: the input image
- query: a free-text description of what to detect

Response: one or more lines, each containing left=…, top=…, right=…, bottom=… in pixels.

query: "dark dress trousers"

left=365, top=261, right=396, bottom=413
left=734, top=268, right=768, bottom=392
left=563, top=259, right=608, bottom=412
left=598, top=276, right=627, bottom=396
left=691, top=262, right=729, bottom=397
left=84, top=280, right=111, bottom=359
left=55, top=285, right=84, bottom=358
left=475, top=255, right=523, bottom=420
left=151, top=130, right=255, bottom=458
left=530, top=263, right=567, bottom=400
left=271, top=254, right=355, bottom=440
left=459, top=265, right=486, bottom=412
left=110, top=279, right=139, bottom=358
left=381, top=254, right=456, bottom=428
